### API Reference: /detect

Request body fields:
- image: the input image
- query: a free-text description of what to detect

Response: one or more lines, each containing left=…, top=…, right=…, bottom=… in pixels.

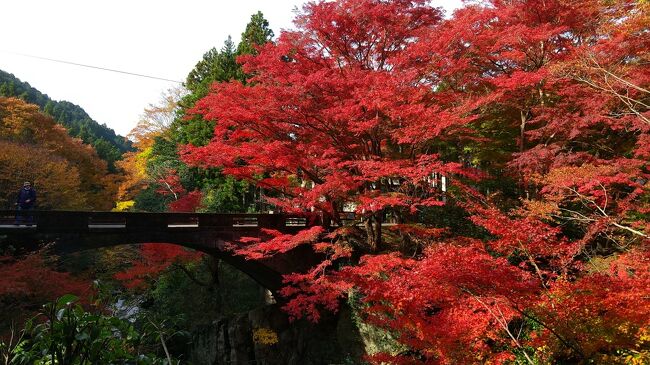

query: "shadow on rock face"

left=190, top=303, right=365, bottom=365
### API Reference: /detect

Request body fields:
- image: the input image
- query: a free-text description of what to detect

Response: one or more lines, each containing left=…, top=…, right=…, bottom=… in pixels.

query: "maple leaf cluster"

left=114, top=244, right=202, bottom=289
left=0, top=254, right=92, bottom=300
left=176, top=0, right=649, bottom=363
left=0, top=253, right=93, bottom=331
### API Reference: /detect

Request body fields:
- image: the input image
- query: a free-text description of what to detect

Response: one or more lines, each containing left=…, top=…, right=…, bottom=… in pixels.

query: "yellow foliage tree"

left=0, top=141, right=85, bottom=209
left=0, top=97, right=117, bottom=210
left=116, top=87, right=183, bottom=203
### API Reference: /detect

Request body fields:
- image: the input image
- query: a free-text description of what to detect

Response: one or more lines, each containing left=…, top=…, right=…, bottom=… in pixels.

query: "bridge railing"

left=0, top=211, right=317, bottom=233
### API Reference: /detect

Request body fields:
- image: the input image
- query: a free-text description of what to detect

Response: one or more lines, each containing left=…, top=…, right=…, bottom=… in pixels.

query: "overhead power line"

left=0, top=50, right=183, bottom=84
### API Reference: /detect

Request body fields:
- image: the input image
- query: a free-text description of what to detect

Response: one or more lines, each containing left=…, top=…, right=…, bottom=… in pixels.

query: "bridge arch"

left=0, top=211, right=322, bottom=292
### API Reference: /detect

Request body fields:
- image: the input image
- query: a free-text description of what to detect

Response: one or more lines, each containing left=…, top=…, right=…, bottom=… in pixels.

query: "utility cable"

left=0, top=50, right=183, bottom=83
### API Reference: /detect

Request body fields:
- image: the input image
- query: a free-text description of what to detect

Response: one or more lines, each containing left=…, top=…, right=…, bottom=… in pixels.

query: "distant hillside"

left=0, top=70, right=133, bottom=169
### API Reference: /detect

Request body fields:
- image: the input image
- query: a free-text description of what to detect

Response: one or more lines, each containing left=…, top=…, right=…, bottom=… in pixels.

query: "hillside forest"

left=0, top=0, right=649, bottom=364
left=0, top=70, right=133, bottom=170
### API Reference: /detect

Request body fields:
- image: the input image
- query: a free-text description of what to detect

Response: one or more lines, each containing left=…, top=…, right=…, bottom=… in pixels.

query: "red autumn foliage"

left=114, top=244, right=202, bottom=289
left=0, top=254, right=92, bottom=300
left=168, top=190, right=203, bottom=212
left=234, top=226, right=326, bottom=260
left=279, top=262, right=351, bottom=323
left=343, top=244, right=540, bottom=364
left=175, top=0, right=649, bottom=363
left=469, top=207, right=581, bottom=272
left=155, top=169, right=204, bottom=212
left=181, top=0, right=477, bottom=252
left=0, top=252, right=93, bottom=330
left=529, top=250, right=650, bottom=363
left=155, top=170, right=186, bottom=198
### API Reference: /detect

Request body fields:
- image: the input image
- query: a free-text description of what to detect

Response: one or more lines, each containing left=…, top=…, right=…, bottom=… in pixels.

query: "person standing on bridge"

left=15, top=181, right=36, bottom=225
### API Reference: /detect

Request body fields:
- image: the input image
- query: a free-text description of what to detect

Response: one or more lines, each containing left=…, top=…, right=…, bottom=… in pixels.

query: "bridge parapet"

left=0, top=211, right=314, bottom=234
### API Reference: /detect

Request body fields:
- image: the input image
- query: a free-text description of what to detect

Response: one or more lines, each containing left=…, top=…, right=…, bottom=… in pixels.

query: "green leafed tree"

left=130, top=12, right=276, bottom=213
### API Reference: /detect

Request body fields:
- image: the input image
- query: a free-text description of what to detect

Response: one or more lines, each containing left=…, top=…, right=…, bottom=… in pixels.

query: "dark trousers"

left=14, top=205, right=34, bottom=225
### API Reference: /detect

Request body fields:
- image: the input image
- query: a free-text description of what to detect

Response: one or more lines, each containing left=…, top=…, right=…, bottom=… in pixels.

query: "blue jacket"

left=17, top=187, right=36, bottom=208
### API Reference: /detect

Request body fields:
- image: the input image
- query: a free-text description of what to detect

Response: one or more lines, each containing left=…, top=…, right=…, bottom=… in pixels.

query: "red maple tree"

left=177, top=0, right=649, bottom=363
left=181, top=0, right=479, bottom=252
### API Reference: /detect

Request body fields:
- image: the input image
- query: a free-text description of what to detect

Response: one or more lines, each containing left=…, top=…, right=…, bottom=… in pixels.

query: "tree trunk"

left=520, top=109, right=530, bottom=199
left=520, top=109, right=528, bottom=153
left=364, top=213, right=383, bottom=252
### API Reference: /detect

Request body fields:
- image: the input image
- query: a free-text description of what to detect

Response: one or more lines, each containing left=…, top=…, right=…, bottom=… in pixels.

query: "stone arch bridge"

left=0, top=211, right=323, bottom=292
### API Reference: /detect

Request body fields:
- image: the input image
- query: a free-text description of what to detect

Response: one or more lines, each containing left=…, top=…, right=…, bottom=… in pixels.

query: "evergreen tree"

left=236, top=11, right=275, bottom=56
left=134, top=12, right=276, bottom=213
left=185, top=36, right=240, bottom=103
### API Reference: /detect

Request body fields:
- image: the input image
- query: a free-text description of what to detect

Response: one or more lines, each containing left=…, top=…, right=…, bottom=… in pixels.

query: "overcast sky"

left=1, top=0, right=462, bottom=136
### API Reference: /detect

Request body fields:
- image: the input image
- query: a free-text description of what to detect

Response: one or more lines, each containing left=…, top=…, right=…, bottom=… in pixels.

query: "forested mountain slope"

left=0, top=97, right=117, bottom=210
left=0, top=70, right=133, bottom=169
